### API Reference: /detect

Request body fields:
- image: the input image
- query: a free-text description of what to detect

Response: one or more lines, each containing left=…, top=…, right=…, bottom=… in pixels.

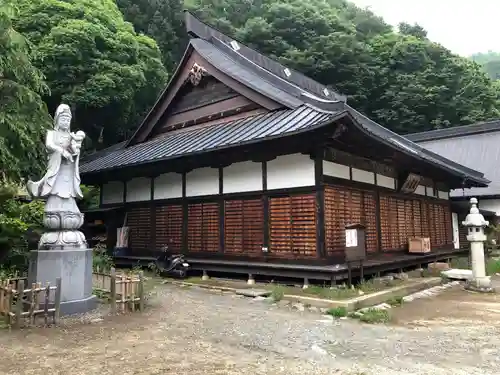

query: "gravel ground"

left=0, top=283, right=499, bottom=375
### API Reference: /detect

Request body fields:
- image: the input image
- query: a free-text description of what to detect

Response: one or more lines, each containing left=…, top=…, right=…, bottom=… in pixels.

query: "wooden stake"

left=138, top=271, right=144, bottom=312
left=15, top=279, right=24, bottom=329
left=54, top=278, right=61, bottom=325
left=44, top=282, right=50, bottom=326
left=110, top=268, right=117, bottom=314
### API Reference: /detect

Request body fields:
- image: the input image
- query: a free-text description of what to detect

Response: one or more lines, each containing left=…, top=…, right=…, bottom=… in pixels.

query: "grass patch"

left=181, top=276, right=408, bottom=300
left=326, top=306, right=348, bottom=317
left=449, top=256, right=500, bottom=276
left=386, top=296, right=404, bottom=306
left=270, top=286, right=285, bottom=302
left=0, top=316, right=8, bottom=329
left=487, top=258, right=500, bottom=275
left=353, top=308, right=391, bottom=324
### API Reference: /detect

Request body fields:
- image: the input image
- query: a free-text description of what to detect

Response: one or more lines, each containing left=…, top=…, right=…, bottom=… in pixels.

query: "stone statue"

left=27, top=104, right=87, bottom=249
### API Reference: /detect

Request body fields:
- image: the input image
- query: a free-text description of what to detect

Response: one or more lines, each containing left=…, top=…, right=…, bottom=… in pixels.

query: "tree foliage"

left=471, top=51, right=500, bottom=81
left=116, top=0, right=187, bottom=74
left=0, top=183, right=44, bottom=274
left=0, top=1, right=50, bottom=182
left=13, top=0, right=169, bottom=148
left=180, top=0, right=500, bottom=134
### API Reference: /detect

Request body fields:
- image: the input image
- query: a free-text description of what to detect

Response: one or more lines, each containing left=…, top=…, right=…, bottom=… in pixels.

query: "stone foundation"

left=29, top=248, right=97, bottom=316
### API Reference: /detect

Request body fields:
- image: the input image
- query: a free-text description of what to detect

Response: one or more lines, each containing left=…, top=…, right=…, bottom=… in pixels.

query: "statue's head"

left=54, top=104, right=72, bottom=131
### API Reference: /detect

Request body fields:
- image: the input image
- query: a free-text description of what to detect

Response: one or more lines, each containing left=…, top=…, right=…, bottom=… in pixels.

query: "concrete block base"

left=441, top=269, right=473, bottom=280
left=29, top=248, right=97, bottom=316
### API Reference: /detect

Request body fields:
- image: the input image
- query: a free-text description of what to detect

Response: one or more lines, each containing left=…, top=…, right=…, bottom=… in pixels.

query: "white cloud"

left=350, top=0, right=500, bottom=56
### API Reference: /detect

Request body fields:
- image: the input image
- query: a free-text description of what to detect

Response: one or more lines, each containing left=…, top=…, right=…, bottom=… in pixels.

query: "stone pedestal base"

left=28, top=248, right=97, bottom=316
left=465, top=276, right=495, bottom=293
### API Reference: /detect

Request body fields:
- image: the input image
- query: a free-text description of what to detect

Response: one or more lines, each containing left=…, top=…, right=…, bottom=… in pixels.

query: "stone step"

left=441, top=269, right=473, bottom=280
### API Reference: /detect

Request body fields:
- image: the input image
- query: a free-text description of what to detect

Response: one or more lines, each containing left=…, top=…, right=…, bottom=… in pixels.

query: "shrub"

left=271, top=286, right=285, bottom=302
left=326, top=306, right=348, bottom=317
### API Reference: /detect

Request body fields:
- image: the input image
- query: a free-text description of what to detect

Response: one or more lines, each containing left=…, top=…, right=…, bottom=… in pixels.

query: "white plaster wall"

left=438, top=190, right=449, bottom=200
left=426, top=186, right=437, bottom=197
left=126, top=177, right=151, bottom=202
left=414, top=185, right=426, bottom=196
left=267, top=154, right=315, bottom=190
left=101, top=181, right=124, bottom=204
left=154, top=172, right=183, bottom=200
left=477, top=199, right=500, bottom=216
left=186, top=167, right=219, bottom=197
left=323, top=160, right=350, bottom=180
left=376, top=174, right=395, bottom=189
left=223, top=161, right=262, bottom=194
left=351, top=168, right=375, bottom=185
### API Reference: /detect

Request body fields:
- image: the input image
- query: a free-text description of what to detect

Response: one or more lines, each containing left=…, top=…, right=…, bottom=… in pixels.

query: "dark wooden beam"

left=375, top=190, right=382, bottom=253
left=218, top=167, right=224, bottom=254
left=314, top=154, right=326, bottom=258
left=98, top=184, right=103, bottom=208
left=122, top=180, right=127, bottom=204
left=182, top=172, right=188, bottom=254
left=150, top=177, right=156, bottom=251
left=262, top=161, right=269, bottom=252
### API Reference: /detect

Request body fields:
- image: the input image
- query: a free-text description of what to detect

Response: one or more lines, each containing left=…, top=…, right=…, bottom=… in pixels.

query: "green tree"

left=116, top=0, right=186, bottom=74
left=366, top=33, right=500, bottom=133
left=14, top=0, right=169, bottom=148
left=398, top=22, right=427, bottom=39
left=471, top=51, right=500, bottom=80
left=0, top=1, right=50, bottom=182
left=185, top=0, right=500, bottom=133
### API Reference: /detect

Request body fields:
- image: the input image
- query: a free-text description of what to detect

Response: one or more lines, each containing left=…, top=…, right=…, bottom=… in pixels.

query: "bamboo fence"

left=0, top=277, right=61, bottom=328
left=92, top=267, right=145, bottom=314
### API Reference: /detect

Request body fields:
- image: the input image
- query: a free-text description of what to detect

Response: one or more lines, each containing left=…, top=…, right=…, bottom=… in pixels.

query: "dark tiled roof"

left=191, top=38, right=304, bottom=108
left=349, top=107, right=487, bottom=182
left=184, top=11, right=346, bottom=103
left=80, top=12, right=490, bottom=188
left=406, top=129, right=500, bottom=196
left=405, top=119, right=500, bottom=142
left=80, top=106, right=337, bottom=174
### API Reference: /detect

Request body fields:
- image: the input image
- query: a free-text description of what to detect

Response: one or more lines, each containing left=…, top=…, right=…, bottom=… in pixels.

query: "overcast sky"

left=350, top=0, right=499, bottom=56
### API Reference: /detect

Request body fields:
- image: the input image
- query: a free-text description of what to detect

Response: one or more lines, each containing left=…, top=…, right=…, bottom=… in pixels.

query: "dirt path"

left=0, top=283, right=499, bottom=375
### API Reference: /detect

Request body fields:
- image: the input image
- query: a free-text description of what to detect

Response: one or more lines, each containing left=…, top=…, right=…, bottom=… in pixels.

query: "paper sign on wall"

left=345, top=229, right=358, bottom=247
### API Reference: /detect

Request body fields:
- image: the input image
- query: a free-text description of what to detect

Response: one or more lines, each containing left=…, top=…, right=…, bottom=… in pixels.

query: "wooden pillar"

left=98, top=184, right=104, bottom=208
left=375, top=190, right=382, bottom=253
left=262, top=161, right=269, bottom=250
left=150, top=176, right=156, bottom=251
left=314, top=154, right=326, bottom=258
left=181, top=172, right=188, bottom=254
left=122, top=180, right=127, bottom=204
left=218, top=167, right=224, bottom=253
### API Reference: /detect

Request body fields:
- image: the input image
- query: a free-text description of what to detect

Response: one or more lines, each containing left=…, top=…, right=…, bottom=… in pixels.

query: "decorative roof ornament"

left=188, top=63, right=207, bottom=86
left=462, top=198, right=489, bottom=227
left=332, top=123, right=347, bottom=139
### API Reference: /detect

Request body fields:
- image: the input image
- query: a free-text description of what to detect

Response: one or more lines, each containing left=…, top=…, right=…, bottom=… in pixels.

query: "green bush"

left=326, top=306, right=348, bottom=317
left=0, top=184, right=44, bottom=273
left=93, top=243, right=114, bottom=272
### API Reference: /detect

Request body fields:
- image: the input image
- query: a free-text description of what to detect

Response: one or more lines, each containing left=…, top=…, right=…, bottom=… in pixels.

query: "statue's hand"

left=62, top=150, right=74, bottom=162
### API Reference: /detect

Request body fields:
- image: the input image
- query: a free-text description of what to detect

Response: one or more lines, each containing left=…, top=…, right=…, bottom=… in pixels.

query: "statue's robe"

left=27, top=131, right=83, bottom=199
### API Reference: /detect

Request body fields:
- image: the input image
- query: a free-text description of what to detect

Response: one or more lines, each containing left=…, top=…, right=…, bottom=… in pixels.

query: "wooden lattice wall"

left=155, top=204, right=183, bottom=252
left=324, top=185, right=378, bottom=257
left=187, top=202, right=220, bottom=253
left=224, top=198, right=264, bottom=257
left=126, top=206, right=151, bottom=253
left=122, top=183, right=452, bottom=258
left=379, top=194, right=452, bottom=252
left=269, top=193, right=317, bottom=258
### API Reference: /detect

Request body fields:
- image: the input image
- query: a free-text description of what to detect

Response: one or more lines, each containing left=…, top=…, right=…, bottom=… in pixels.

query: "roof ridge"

left=183, top=11, right=346, bottom=103
left=406, top=118, right=500, bottom=142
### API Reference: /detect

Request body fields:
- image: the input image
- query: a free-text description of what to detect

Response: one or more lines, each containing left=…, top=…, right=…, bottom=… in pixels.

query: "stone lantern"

left=462, top=198, right=492, bottom=291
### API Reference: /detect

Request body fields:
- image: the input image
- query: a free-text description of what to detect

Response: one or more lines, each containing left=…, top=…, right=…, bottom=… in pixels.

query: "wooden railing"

left=92, top=268, right=145, bottom=314
left=0, top=277, right=61, bottom=328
